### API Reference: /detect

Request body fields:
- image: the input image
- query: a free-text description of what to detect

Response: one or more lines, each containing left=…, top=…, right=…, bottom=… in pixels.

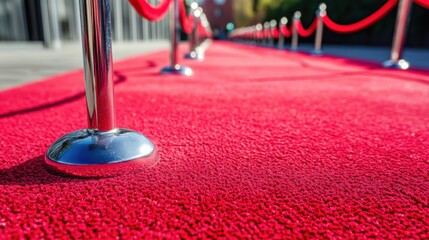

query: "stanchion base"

left=290, top=47, right=298, bottom=52
left=382, top=59, right=410, bottom=70
left=161, top=65, right=193, bottom=76
left=184, top=51, right=204, bottom=61
left=311, top=50, right=323, bottom=56
left=45, top=128, right=159, bottom=178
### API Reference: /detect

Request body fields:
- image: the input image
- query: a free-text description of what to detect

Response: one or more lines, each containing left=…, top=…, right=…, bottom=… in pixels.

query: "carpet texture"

left=0, top=42, right=428, bottom=238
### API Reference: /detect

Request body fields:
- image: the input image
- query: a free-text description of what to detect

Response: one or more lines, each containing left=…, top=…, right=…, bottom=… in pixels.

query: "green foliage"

left=233, top=0, right=257, bottom=27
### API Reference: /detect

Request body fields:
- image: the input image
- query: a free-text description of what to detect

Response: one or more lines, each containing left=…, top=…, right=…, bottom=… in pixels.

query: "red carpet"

left=1, top=42, right=428, bottom=238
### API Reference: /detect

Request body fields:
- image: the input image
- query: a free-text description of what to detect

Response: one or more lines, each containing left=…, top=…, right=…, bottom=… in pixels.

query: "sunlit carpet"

left=0, top=41, right=428, bottom=238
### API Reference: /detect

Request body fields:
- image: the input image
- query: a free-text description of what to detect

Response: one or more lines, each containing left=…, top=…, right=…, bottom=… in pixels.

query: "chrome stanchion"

left=313, top=3, right=326, bottom=55
left=185, top=6, right=203, bottom=60
left=256, top=23, right=263, bottom=45
left=269, top=20, right=277, bottom=47
left=278, top=17, right=287, bottom=49
left=185, top=3, right=197, bottom=58
left=161, top=0, right=192, bottom=75
left=253, top=25, right=258, bottom=45
left=45, top=0, right=159, bottom=177
left=263, top=22, right=270, bottom=46
left=291, top=11, right=301, bottom=51
left=195, top=13, right=211, bottom=55
left=383, top=0, right=412, bottom=69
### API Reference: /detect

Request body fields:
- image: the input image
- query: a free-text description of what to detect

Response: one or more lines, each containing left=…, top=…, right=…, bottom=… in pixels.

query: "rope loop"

left=296, top=18, right=318, bottom=37
left=128, top=0, right=171, bottom=22
left=322, top=0, right=398, bottom=33
left=414, top=0, right=429, bottom=9
left=179, top=0, right=194, bottom=34
left=279, top=25, right=292, bottom=38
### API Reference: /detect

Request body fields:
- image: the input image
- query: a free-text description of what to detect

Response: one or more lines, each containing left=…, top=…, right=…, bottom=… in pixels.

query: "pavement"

left=0, top=41, right=169, bottom=91
left=296, top=43, right=429, bottom=70
left=0, top=40, right=428, bottom=91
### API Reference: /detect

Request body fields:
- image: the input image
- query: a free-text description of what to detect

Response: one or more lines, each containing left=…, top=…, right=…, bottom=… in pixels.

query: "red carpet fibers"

left=1, top=42, right=428, bottom=238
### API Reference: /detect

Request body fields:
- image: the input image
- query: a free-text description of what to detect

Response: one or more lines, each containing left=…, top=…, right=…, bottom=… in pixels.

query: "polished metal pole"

left=263, top=22, right=269, bottom=46
left=196, top=13, right=211, bottom=55
left=256, top=23, right=262, bottom=45
left=189, top=28, right=195, bottom=51
left=278, top=17, right=287, bottom=49
left=253, top=25, right=257, bottom=44
left=251, top=27, right=254, bottom=43
left=161, top=0, right=192, bottom=75
left=383, top=0, right=412, bottom=69
left=269, top=20, right=276, bottom=47
left=185, top=3, right=200, bottom=59
left=313, top=3, right=326, bottom=55
left=189, top=15, right=196, bottom=52
left=171, top=0, right=178, bottom=66
left=193, top=13, right=200, bottom=50
left=80, top=0, right=115, bottom=131
left=291, top=11, right=300, bottom=51
left=45, top=0, right=159, bottom=177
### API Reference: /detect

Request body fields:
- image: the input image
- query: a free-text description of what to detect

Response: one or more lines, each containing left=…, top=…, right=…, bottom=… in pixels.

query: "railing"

left=45, top=0, right=212, bottom=177
left=230, top=0, right=429, bottom=70
left=0, top=0, right=171, bottom=45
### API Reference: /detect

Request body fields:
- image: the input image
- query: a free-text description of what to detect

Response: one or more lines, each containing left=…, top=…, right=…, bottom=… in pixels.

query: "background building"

left=195, top=0, right=233, bottom=39
left=0, top=0, right=169, bottom=46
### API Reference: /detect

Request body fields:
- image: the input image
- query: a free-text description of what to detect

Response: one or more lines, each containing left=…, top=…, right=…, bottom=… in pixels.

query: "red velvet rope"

left=296, top=18, right=318, bottom=37
left=197, top=22, right=211, bottom=38
left=198, top=23, right=204, bottom=38
left=179, top=0, right=194, bottom=34
left=414, top=0, right=429, bottom=9
left=264, top=29, right=270, bottom=38
left=322, top=0, right=398, bottom=33
left=279, top=25, right=292, bottom=38
left=128, top=0, right=171, bottom=22
left=271, top=28, right=279, bottom=39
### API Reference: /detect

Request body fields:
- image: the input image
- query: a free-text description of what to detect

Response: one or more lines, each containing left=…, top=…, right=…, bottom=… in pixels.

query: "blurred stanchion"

left=161, top=0, right=193, bottom=76
left=195, top=13, right=212, bottom=57
left=185, top=3, right=202, bottom=60
left=291, top=11, right=301, bottom=51
left=45, top=0, right=159, bottom=177
left=229, top=0, right=410, bottom=65
left=313, top=3, right=326, bottom=55
left=252, top=25, right=257, bottom=44
left=278, top=17, right=288, bottom=49
left=383, top=0, right=412, bottom=69
left=269, top=20, right=277, bottom=47
left=263, top=22, right=270, bottom=46
left=256, top=23, right=263, bottom=45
